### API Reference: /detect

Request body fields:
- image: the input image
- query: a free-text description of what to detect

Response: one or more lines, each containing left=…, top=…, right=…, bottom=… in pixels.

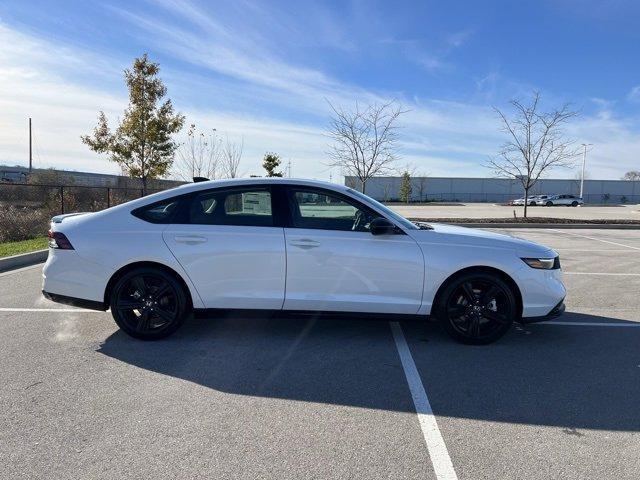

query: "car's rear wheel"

left=110, top=267, right=188, bottom=340
left=546, top=201, right=553, bottom=206
left=437, top=272, right=517, bottom=345
left=529, top=201, right=536, bottom=206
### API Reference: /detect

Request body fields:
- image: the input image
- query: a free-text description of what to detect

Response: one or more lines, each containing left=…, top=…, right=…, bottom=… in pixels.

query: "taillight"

left=47, top=230, right=74, bottom=250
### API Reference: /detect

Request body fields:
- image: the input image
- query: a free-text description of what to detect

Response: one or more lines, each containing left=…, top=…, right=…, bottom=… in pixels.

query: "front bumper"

left=519, top=299, right=565, bottom=324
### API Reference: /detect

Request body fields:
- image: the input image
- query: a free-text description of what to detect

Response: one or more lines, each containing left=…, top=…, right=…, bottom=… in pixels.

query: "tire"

left=545, top=201, right=553, bottom=206
left=571, top=201, right=579, bottom=207
left=109, top=267, right=189, bottom=340
left=529, top=201, right=536, bottom=206
left=436, top=272, right=517, bottom=345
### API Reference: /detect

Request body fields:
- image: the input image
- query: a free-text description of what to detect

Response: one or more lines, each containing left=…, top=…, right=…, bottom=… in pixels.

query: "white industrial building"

left=344, top=176, right=640, bottom=204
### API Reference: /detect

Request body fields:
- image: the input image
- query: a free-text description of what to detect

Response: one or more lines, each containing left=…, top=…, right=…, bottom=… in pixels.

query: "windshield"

left=346, top=188, right=419, bottom=230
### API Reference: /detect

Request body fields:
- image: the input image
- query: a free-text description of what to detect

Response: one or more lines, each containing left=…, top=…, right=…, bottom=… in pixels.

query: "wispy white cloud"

left=379, top=30, right=472, bottom=74
left=1, top=3, right=640, bottom=181
left=446, top=30, right=474, bottom=48
left=0, top=23, right=125, bottom=173
left=628, top=85, right=640, bottom=102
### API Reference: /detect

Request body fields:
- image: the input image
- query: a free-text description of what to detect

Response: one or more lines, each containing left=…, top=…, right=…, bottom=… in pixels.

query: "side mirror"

left=370, top=217, right=395, bottom=235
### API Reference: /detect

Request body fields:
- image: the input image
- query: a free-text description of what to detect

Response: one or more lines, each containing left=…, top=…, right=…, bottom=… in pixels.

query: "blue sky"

left=1, top=0, right=639, bottom=179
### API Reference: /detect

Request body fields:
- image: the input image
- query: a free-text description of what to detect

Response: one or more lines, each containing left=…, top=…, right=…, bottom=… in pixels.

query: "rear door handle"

left=289, top=238, right=320, bottom=249
left=174, top=235, right=207, bottom=244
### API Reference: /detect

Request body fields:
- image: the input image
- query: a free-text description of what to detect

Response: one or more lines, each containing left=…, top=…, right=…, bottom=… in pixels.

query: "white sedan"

left=43, top=179, right=566, bottom=344
left=538, top=194, right=584, bottom=206
left=512, top=195, right=546, bottom=206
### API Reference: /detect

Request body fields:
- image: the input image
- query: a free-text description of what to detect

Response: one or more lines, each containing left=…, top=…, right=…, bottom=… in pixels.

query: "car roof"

left=106, top=178, right=354, bottom=213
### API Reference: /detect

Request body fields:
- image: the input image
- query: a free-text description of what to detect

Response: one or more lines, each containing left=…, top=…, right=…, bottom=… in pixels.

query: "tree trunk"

left=142, top=175, right=148, bottom=196
left=523, top=188, right=529, bottom=218
left=361, top=179, right=366, bottom=194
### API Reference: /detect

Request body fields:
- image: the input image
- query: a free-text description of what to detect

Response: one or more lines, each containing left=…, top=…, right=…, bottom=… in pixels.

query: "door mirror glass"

left=370, top=217, right=395, bottom=235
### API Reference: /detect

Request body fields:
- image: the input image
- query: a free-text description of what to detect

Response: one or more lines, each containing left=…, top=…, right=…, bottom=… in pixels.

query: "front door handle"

left=289, top=238, right=320, bottom=249
left=174, top=235, right=207, bottom=244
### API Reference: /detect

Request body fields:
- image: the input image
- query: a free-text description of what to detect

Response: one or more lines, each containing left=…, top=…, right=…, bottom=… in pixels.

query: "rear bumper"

left=42, top=249, right=111, bottom=303
left=520, top=299, right=565, bottom=324
left=42, top=290, right=107, bottom=311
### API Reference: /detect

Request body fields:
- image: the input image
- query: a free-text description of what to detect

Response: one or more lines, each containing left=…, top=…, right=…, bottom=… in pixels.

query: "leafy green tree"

left=262, top=152, right=283, bottom=177
left=82, top=54, right=185, bottom=194
left=399, top=170, right=412, bottom=203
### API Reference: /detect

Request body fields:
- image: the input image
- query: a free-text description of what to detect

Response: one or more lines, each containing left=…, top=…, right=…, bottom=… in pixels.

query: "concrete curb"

left=0, top=249, right=48, bottom=273
left=452, top=223, right=640, bottom=229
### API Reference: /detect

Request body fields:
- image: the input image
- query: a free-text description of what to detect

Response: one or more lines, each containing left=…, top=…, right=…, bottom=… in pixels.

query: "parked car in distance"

left=538, top=194, right=583, bottom=207
left=42, top=179, right=566, bottom=345
left=512, top=195, right=549, bottom=206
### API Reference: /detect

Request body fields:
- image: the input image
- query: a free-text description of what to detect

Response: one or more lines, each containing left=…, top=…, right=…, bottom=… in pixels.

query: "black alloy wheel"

left=438, top=272, right=516, bottom=345
left=546, top=201, right=553, bottom=206
left=110, top=267, right=188, bottom=340
left=571, top=201, right=579, bottom=207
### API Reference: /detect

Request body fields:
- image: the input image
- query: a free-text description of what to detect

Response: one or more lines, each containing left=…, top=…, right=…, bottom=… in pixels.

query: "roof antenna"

left=193, top=176, right=209, bottom=183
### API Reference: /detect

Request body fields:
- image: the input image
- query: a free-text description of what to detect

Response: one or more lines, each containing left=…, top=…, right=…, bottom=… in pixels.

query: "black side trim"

left=42, top=291, right=107, bottom=311
left=193, top=308, right=434, bottom=322
left=519, top=299, right=565, bottom=324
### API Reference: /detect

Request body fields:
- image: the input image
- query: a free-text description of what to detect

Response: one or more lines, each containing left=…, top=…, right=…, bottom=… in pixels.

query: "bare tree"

left=382, top=183, right=392, bottom=202
left=174, top=124, right=222, bottom=181
left=416, top=174, right=428, bottom=203
left=486, top=92, right=580, bottom=217
left=221, top=137, right=243, bottom=178
left=344, top=176, right=357, bottom=189
left=326, top=100, right=405, bottom=194
left=622, top=170, right=640, bottom=181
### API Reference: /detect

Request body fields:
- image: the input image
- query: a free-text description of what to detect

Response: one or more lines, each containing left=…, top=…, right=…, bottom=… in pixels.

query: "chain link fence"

left=0, top=183, right=169, bottom=243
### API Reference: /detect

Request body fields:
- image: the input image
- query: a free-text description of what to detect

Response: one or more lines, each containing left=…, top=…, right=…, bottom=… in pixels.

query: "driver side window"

left=288, top=188, right=376, bottom=232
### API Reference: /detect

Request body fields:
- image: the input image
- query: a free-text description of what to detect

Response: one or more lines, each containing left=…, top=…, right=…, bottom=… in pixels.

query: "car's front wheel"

left=110, top=267, right=189, bottom=340
left=436, top=272, right=517, bottom=345
left=545, top=201, right=553, bottom=206
left=571, top=201, right=579, bottom=207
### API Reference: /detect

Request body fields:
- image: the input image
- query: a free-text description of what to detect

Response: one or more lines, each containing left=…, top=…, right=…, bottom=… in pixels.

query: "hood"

left=410, top=223, right=556, bottom=257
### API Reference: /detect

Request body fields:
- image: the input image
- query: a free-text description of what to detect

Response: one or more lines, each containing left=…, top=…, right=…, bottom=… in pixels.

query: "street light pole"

left=29, top=117, right=32, bottom=173
left=580, top=143, right=592, bottom=199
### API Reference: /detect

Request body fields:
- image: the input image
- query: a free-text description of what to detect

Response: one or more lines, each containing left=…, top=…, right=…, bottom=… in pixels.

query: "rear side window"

left=188, top=188, right=273, bottom=227
left=132, top=199, right=180, bottom=224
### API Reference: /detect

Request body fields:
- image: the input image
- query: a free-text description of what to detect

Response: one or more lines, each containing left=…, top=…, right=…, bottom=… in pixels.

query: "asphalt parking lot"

left=1, top=228, right=640, bottom=479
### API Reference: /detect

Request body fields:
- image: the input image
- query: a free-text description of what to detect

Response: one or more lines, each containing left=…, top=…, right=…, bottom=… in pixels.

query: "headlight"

left=521, top=256, right=560, bottom=270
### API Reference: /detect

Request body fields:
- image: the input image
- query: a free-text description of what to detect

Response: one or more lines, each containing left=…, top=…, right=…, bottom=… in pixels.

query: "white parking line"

left=564, top=272, right=640, bottom=276
left=390, top=322, right=458, bottom=480
left=540, top=321, right=640, bottom=327
left=548, top=229, right=640, bottom=251
left=0, top=308, right=99, bottom=313
left=553, top=248, right=639, bottom=253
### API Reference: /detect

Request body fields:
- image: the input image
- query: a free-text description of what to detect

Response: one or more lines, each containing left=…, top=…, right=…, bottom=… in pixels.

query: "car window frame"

left=131, top=197, right=184, bottom=224
left=170, top=185, right=282, bottom=228
left=282, top=185, right=401, bottom=233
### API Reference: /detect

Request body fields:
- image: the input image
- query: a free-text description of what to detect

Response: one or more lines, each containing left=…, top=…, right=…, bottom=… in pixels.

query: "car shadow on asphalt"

left=403, top=311, right=640, bottom=432
left=98, top=311, right=640, bottom=431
